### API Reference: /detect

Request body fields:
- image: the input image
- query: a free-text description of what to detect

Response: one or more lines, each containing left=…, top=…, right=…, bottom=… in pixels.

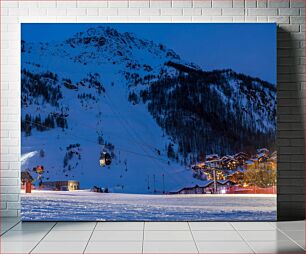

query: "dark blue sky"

left=22, top=23, right=276, bottom=84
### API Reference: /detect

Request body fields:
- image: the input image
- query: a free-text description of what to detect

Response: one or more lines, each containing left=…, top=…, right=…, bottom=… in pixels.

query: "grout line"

left=276, top=227, right=306, bottom=251
left=82, top=222, right=97, bottom=254
left=0, top=219, right=21, bottom=236
left=187, top=222, right=200, bottom=254
left=141, top=222, right=145, bottom=254
left=229, top=222, right=256, bottom=254
left=29, top=221, right=58, bottom=254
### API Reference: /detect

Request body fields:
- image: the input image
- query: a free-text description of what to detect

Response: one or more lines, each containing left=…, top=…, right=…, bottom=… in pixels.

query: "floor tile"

left=95, top=222, right=144, bottom=231
left=239, top=230, right=291, bottom=241
left=85, top=241, right=142, bottom=253
left=282, top=230, right=305, bottom=249
left=145, top=222, right=190, bottom=231
left=90, top=230, right=143, bottom=241
left=42, top=230, right=92, bottom=242
left=197, top=241, right=253, bottom=253
left=231, top=222, right=275, bottom=231
left=0, top=241, right=37, bottom=253
left=32, top=241, right=87, bottom=253
left=11, top=222, right=55, bottom=231
left=143, top=241, right=198, bottom=254
left=144, top=230, right=193, bottom=241
left=273, top=221, right=305, bottom=231
left=193, top=230, right=243, bottom=241
left=52, top=222, right=96, bottom=231
left=189, top=222, right=234, bottom=231
left=249, top=240, right=305, bottom=253
left=0, top=230, right=47, bottom=242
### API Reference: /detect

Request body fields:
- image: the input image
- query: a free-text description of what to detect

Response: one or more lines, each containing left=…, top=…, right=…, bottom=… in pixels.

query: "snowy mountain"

left=21, top=26, right=276, bottom=193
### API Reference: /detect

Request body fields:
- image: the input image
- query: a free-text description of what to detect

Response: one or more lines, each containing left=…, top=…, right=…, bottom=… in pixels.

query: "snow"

left=21, top=151, right=38, bottom=167
left=21, top=190, right=276, bottom=221
left=21, top=26, right=206, bottom=193
left=21, top=25, right=276, bottom=196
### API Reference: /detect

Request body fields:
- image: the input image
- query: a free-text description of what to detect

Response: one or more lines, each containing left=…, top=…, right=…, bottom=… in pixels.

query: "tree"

left=39, top=149, right=45, bottom=158
left=167, top=143, right=175, bottom=159
left=244, top=162, right=276, bottom=188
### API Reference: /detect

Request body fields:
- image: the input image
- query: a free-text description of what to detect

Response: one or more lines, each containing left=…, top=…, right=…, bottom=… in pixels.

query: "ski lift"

left=99, top=152, right=112, bottom=167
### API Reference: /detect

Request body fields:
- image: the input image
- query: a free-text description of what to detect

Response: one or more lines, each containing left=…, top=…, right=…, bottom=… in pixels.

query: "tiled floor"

left=0, top=218, right=304, bottom=253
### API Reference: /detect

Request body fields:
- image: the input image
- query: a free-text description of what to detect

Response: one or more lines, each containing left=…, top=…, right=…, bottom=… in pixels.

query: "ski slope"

left=21, top=191, right=277, bottom=221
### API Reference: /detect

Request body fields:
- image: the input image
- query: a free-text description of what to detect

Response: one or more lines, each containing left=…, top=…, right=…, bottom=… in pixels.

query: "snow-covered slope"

left=21, top=26, right=276, bottom=193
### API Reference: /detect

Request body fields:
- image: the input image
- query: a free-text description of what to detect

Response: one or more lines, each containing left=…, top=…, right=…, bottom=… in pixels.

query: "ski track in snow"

left=21, top=191, right=276, bottom=221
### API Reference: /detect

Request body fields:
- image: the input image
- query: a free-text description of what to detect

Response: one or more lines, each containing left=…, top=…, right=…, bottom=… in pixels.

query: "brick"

left=268, top=16, right=290, bottom=23
left=118, top=8, right=140, bottom=16
left=67, top=8, right=86, bottom=16
left=39, top=1, right=57, bottom=8
left=172, top=16, right=193, bottom=22
left=202, top=8, right=222, bottom=15
left=257, top=0, right=267, bottom=7
left=0, top=171, right=19, bottom=178
left=245, top=0, right=257, bottom=7
left=86, top=8, right=99, bottom=16
left=233, top=16, right=245, bottom=22
left=247, top=8, right=278, bottom=15
left=47, top=8, right=67, bottom=16
left=193, top=0, right=212, bottom=7
left=161, top=8, right=183, bottom=16
left=268, top=0, right=290, bottom=8
left=278, top=122, right=304, bottom=131
left=77, top=1, right=107, bottom=8
left=278, top=8, right=300, bottom=15
left=56, top=1, right=77, bottom=8
left=150, top=0, right=172, bottom=7
left=211, top=16, right=233, bottom=22
left=19, top=1, right=38, bottom=8
left=99, top=8, right=118, bottom=16
left=1, top=210, right=19, bottom=217
left=108, top=0, right=129, bottom=7
left=1, top=1, right=18, bottom=8
left=129, top=0, right=149, bottom=7
left=222, top=8, right=245, bottom=15
left=278, top=24, right=300, bottom=32
left=257, top=16, right=268, bottom=22
left=140, top=8, right=160, bottom=16
left=244, top=16, right=257, bottom=22
left=290, top=0, right=305, bottom=7
left=290, top=16, right=305, bottom=24
left=183, top=8, right=202, bottom=16
left=192, top=16, right=212, bottom=22
left=7, top=202, right=21, bottom=210
left=172, top=0, right=193, bottom=7
left=0, top=178, right=19, bottom=186
left=149, top=16, right=172, bottom=22
left=29, top=8, right=48, bottom=16
left=1, top=194, right=19, bottom=202
left=233, top=0, right=245, bottom=7
left=8, top=8, right=29, bottom=16
left=212, top=0, right=233, bottom=8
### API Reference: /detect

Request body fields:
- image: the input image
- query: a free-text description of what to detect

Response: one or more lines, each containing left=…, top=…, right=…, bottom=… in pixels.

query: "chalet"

left=21, top=171, right=33, bottom=185
left=42, top=180, right=80, bottom=191
left=257, top=148, right=269, bottom=156
left=173, top=180, right=236, bottom=195
left=227, top=169, right=245, bottom=184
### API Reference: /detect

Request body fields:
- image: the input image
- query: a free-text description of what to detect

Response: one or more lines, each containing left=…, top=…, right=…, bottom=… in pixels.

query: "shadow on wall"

left=277, top=27, right=305, bottom=221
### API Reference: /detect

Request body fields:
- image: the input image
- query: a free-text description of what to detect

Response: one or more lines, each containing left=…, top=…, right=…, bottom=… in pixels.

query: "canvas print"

left=21, top=23, right=277, bottom=221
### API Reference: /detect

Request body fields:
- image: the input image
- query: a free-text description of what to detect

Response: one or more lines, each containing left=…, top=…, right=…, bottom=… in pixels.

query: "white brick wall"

left=0, top=0, right=305, bottom=218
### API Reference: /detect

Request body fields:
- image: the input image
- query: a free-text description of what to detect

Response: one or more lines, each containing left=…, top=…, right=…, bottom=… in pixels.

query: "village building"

left=172, top=180, right=236, bottom=195
left=42, top=180, right=80, bottom=191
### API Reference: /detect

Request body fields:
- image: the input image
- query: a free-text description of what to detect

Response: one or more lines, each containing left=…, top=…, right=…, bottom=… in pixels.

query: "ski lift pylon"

left=99, top=152, right=112, bottom=167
